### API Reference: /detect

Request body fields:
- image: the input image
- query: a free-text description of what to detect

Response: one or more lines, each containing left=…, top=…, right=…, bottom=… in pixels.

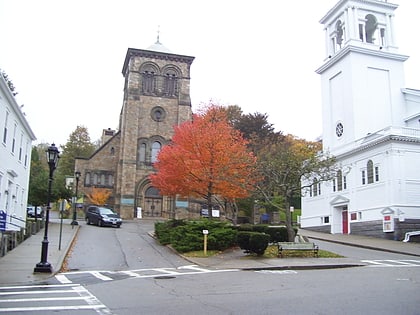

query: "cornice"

left=334, top=134, right=420, bottom=159
left=122, top=48, right=195, bottom=76
left=316, top=44, right=408, bottom=74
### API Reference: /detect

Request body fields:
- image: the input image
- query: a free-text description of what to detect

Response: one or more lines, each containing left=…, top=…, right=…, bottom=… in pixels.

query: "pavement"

left=1, top=218, right=420, bottom=286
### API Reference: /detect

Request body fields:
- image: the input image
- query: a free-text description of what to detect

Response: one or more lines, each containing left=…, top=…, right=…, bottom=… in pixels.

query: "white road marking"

left=90, top=271, right=113, bottom=281
left=255, top=270, right=298, bottom=275
left=57, top=265, right=238, bottom=283
left=362, top=259, right=420, bottom=267
left=0, top=283, right=111, bottom=314
left=55, top=274, right=72, bottom=284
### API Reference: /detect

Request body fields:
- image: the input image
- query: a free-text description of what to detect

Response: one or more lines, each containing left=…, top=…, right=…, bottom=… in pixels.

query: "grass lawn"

left=183, top=245, right=344, bottom=259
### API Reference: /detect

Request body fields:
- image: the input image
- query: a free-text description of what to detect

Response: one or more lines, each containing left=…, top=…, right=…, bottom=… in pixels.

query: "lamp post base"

left=34, top=262, right=53, bottom=273
left=71, top=221, right=79, bottom=226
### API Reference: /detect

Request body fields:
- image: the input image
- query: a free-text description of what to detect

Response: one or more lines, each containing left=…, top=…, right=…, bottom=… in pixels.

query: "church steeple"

left=320, top=0, right=400, bottom=59
left=316, top=0, right=409, bottom=154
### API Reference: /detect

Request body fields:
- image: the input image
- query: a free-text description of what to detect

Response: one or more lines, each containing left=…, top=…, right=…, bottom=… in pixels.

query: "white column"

left=388, top=14, right=396, bottom=47
left=344, top=6, right=351, bottom=42
left=324, top=26, right=330, bottom=58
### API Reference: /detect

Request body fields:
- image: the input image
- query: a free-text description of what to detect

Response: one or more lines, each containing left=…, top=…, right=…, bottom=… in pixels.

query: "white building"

left=0, top=74, right=36, bottom=231
left=301, top=0, right=420, bottom=240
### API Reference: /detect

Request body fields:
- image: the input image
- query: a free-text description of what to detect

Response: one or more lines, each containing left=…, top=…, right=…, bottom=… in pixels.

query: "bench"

left=277, top=242, right=319, bottom=258
left=402, top=231, right=420, bottom=243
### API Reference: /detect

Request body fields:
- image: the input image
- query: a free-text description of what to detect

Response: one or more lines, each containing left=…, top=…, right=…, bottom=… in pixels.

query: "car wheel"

left=86, top=217, right=91, bottom=225
left=98, top=220, right=103, bottom=227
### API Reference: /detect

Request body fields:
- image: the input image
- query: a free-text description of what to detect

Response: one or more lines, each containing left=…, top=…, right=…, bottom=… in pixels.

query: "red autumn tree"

left=150, top=104, right=257, bottom=218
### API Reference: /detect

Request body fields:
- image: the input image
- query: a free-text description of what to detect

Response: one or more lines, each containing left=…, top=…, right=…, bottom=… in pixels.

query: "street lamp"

left=34, top=143, right=60, bottom=273
left=71, top=171, right=81, bottom=226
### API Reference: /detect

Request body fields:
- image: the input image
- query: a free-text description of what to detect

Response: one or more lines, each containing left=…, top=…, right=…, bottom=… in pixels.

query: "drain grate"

left=154, top=276, right=176, bottom=280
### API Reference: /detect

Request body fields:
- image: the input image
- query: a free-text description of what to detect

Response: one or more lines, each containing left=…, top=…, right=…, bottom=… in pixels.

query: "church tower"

left=115, top=39, right=195, bottom=218
left=75, top=38, right=195, bottom=220
left=301, top=0, right=420, bottom=240
left=317, top=0, right=408, bottom=155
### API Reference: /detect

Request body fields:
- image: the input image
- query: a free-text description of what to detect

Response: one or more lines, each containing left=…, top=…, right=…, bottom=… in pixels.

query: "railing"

left=0, top=213, right=45, bottom=257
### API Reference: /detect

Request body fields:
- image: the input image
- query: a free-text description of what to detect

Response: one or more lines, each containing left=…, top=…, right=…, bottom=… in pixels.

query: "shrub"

left=155, top=219, right=237, bottom=253
left=154, top=219, right=187, bottom=245
left=266, top=226, right=288, bottom=243
left=237, top=231, right=252, bottom=251
left=249, top=233, right=270, bottom=256
left=237, top=224, right=254, bottom=231
left=208, top=228, right=237, bottom=251
left=252, top=224, right=269, bottom=234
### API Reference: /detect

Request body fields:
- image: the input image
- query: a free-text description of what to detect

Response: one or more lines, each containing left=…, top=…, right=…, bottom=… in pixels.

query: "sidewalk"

left=1, top=221, right=420, bottom=286
left=0, top=219, right=79, bottom=286
left=185, top=229, right=420, bottom=270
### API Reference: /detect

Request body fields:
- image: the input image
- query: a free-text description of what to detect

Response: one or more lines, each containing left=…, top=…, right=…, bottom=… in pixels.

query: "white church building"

left=301, top=0, right=420, bottom=240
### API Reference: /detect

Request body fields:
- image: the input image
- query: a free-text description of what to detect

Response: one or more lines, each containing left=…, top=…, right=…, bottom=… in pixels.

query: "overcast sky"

left=1, top=0, right=419, bottom=147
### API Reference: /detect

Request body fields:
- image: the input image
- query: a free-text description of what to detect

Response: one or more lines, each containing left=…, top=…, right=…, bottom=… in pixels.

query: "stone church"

left=301, top=0, right=420, bottom=240
left=75, top=38, right=195, bottom=219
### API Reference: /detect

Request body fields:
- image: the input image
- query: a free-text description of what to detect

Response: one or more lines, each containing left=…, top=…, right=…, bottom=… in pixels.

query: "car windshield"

left=99, top=208, right=115, bottom=215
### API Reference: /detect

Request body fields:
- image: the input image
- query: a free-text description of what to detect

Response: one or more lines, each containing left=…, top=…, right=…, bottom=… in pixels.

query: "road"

left=1, top=220, right=419, bottom=314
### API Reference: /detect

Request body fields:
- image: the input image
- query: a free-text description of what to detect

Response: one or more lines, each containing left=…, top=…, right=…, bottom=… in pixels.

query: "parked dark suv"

left=85, top=206, right=122, bottom=228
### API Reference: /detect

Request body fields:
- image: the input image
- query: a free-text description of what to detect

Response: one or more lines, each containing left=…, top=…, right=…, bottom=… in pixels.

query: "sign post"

left=202, top=230, right=209, bottom=256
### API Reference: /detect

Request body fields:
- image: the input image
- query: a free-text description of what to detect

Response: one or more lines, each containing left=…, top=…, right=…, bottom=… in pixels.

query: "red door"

left=342, top=210, right=348, bottom=234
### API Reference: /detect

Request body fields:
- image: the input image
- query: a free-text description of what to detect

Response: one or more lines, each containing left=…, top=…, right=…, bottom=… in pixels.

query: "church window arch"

left=140, top=62, right=160, bottom=95
left=85, top=172, right=91, bottom=185
left=365, top=14, right=378, bottom=44
left=337, top=169, right=343, bottom=191
left=335, top=20, right=344, bottom=51
left=151, top=141, right=161, bottom=163
left=138, top=142, right=147, bottom=163
left=313, top=178, right=319, bottom=197
left=145, top=186, right=161, bottom=198
left=367, top=160, right=374, bottom=184
left=162, top=65, right=180, bottom=97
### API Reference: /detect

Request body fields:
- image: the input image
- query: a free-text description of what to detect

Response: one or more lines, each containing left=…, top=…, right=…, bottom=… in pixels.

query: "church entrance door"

left=143, top=187, right=163, bottom=217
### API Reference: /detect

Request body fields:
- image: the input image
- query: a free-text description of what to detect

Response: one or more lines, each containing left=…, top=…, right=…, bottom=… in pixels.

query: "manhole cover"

left=154, top=276, right=176, bottom=280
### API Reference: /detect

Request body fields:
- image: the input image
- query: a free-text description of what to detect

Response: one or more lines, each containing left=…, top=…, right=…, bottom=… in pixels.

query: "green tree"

left=59, top=125, right=96, bottom=176
left=150, top=104, right=257, bottom=218
left=28, top=146, right=48, bottom=207
left=256, top=134, right=337, bottom=241
left=28, top=144, right=72, bottom=208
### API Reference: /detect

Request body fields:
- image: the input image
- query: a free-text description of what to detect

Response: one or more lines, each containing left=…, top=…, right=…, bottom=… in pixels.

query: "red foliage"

left=150, top=105, right=257, bottom=202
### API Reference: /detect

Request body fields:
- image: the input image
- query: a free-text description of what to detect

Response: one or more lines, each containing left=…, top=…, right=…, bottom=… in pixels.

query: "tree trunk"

left=285, top=200, right=295, bottom=242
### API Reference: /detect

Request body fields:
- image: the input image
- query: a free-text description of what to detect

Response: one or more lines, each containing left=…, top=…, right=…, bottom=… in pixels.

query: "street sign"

left=0, top=210, right=6, bottom=231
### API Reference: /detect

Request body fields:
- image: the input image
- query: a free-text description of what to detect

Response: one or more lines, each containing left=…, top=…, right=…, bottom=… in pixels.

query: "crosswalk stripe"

left=90, top=271, right=113, bottom=281
left=55, top=274, right=72, bottom=284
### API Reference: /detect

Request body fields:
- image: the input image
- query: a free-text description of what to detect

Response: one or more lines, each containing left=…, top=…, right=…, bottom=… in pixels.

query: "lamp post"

left=34, top=143, right=60, bottom=273
left=71, top=171, right=81, bottom=226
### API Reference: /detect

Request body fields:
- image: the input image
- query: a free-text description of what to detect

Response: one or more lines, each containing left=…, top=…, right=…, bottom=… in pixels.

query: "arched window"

left=151, top=141, right=161, bottom=163
left=85, top=172, right=91, bottom=185
left=138, top=143, right=146, bottom=162
left=337, top=170, right=343, bottom=191
left=108, top=174, right=114, bottom=186
left=313, top=178, right=318, bottom=197
left=365, top=14, right=378, bottom=44
left=142, top=71, right=155, bottom=94
left=367, top=160, right=374, bottom=184
left=335, top=20, right=344, bottom=50
left=164, top=73, right=177, bottom=96
left=145, top=186, right=161, bottom=198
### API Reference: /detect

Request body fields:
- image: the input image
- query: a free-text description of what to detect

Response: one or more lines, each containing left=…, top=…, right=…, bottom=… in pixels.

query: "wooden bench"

left=277, top=242, right=319, bottom=258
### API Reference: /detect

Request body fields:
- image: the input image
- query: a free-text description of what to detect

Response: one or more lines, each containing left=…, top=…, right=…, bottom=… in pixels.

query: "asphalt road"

left=2, top=220, right=419, bottom=314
